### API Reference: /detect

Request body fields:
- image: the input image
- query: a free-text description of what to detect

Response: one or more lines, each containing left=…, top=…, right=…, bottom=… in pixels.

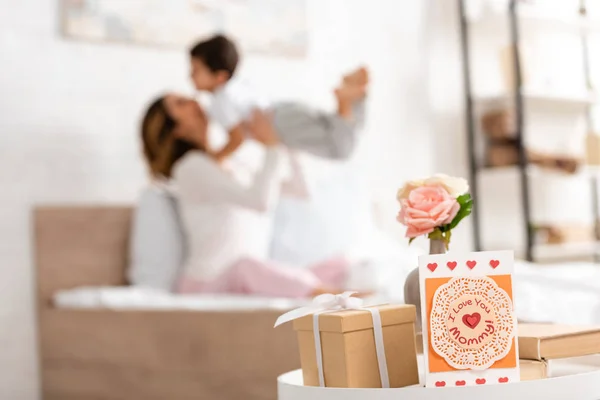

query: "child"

left=189, top=34, right=368, bottom=162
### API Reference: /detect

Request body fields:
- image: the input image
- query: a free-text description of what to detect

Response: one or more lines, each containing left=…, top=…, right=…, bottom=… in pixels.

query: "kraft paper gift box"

left=292, top=304, right=419, bottom=388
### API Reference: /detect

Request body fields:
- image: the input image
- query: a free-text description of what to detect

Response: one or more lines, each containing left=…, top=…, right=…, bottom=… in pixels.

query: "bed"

left=35, top=206, right=300, bottom=400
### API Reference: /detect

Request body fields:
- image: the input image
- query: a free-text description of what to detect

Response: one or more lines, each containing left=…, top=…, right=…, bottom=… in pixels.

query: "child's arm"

left=213, top=123, right=245, bottom=162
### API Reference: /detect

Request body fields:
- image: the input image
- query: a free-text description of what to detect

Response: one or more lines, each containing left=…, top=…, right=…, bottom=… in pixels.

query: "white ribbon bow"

left=274, top=291, right=362, bottom=327
left=275, top=292, right=389, bottom=388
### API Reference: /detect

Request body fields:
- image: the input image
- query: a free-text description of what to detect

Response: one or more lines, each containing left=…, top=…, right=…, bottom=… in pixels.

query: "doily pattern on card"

left=430, top=276, right=515, bottom=370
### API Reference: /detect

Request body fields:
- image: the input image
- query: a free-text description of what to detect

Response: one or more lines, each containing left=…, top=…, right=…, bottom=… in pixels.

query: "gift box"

left=293, top=304, right=418, bottom=388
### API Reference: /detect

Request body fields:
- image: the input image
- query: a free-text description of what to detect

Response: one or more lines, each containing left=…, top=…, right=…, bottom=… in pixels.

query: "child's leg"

left=351, top=96, right=366, bottom=130
left=270, top=67, right=367, bottom=160
left=343, top=67, right=369, bottom=87
left=338, top=66, right=368, bottom=124
left=272, top=102, right=363, bottom=160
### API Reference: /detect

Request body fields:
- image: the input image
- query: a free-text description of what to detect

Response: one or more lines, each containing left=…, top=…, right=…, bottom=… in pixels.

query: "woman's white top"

left=173, top=147, right=284, bottom=281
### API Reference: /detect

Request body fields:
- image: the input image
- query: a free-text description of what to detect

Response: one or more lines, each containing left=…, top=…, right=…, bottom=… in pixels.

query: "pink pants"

left=177, top=256, right=349, bottom=298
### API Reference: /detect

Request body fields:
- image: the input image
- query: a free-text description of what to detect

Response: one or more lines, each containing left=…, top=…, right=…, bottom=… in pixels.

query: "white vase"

left=403, top=238, right=446, bottom=332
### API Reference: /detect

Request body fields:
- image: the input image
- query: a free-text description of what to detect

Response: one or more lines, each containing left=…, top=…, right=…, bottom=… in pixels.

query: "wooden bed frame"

left=34, top=206, right=299, bottom=400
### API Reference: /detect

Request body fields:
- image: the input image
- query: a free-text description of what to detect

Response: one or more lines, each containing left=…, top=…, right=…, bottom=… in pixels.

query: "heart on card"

left=498, top=377, right=509, bottom=383
left=427, top=263, right=438, bottom=272
left=435, top=381, right=446, bottom=387
left=476, top=378, right=486, bottom=385
left=490, top=259, right=500, bottom=269
left=447, top=261, right=457, bottom=271
left=455, top=380, right=466, bottom=386
left=466, top=260, right=477, bottom=269
left=462, top=312, right=481, bottom=329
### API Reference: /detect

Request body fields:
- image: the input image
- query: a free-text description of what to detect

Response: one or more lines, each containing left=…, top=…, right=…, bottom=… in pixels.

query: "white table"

left=278, top=356, right=600, bottom=400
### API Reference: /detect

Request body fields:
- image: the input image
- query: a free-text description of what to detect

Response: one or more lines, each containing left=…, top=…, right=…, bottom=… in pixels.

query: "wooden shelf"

left=475, top=92, right=596, bottom=110
left=480, top=165, right=589, bottom=179
left=470, top=7, right=600, bottom=33
left=533, top=241, right=600, bottom=260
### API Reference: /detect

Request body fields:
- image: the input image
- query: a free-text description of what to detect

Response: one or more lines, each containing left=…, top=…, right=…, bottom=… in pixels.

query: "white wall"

left=426, top=0, right=475, bottom=253
left=0, top=0, right=435, bottom=398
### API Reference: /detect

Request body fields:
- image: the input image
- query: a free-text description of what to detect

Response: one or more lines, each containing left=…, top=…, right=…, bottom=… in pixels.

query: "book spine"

left=518, top=338, right=542, bottom=361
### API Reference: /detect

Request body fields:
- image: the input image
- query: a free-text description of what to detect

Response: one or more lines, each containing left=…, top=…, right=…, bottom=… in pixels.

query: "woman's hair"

left=140, top=96, right=196, bottom=178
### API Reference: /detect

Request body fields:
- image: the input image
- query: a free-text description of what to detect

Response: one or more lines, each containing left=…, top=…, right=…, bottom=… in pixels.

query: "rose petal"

left=406, top=224, right=435, bottom=238
left=442, top=201, right=461, bottom=224
left=428, top=199, right=456, bottom=219
left=405, top=217, right=438, bottom=230
left=397, top=181, right=467, bottom=235
left=405, top=207, right=430, bottom=218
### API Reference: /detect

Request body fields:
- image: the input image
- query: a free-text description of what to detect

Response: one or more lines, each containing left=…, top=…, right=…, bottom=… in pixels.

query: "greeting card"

left=419, top=250, right=519, bottom=388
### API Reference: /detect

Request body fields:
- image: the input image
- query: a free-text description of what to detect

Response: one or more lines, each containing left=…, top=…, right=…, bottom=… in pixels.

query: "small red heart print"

left=435, top=381, right=446, bottom=387
left=455, top=380, right=466, bottom=386
left=466, top=260, right=477, bottom=269
left=427, top=263, right=438, bottom=272
left=490, top=260, right=500, bottom=269
left=498, top=377, right=509, bottom=383
left=447, top=261, right=457, bottom=270
left=462, top=312, right=481, bottom=329
left=476, top=378, right=486, bottom=385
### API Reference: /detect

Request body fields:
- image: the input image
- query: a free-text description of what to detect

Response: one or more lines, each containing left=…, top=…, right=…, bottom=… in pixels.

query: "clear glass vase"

left=403, top=238, right=446, bottom=332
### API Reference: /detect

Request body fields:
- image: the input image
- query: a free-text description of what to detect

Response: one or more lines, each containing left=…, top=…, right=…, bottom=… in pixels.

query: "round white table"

left=278, top=356, right=600, bottom=400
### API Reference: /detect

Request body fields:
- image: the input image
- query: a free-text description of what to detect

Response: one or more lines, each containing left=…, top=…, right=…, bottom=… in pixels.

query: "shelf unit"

left=459, top=0, right=600, bottom=262
left=470, top=6, right=600, bottom=33
left=475, top=92, right=596, bottom=109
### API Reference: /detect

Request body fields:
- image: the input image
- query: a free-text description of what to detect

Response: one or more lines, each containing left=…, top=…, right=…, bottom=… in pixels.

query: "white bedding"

left=53, top=286, right=309, bottom=311
left=53, top=261, right=600, bottom=325
left=514, top=261, right=600, bottom=325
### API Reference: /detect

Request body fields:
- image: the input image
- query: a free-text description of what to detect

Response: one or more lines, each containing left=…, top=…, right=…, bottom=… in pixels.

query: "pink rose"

left=397, top=185, right=460, bottom=238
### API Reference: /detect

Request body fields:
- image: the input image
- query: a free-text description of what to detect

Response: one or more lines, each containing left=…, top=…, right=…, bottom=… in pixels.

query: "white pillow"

left=127, top=183, right=186, bottom=291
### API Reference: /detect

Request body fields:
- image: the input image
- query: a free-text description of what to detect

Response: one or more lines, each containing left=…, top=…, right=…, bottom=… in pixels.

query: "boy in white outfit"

left=189, top=34, right=368, bottom=162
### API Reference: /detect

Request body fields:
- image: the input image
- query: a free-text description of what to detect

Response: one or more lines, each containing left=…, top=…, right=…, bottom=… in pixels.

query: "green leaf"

left=456, top=193, right=472, bottom=206
left=428, top=228, right=443, bottom=241
left=445, top=230, right=452, bottom=249
left=449, top=193, right=473, bottom=230
left=409, top=237, right=415, bottom=245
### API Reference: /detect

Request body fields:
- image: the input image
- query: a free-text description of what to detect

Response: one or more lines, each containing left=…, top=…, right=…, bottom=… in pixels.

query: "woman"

left=140, top=93, right=349, bottom=297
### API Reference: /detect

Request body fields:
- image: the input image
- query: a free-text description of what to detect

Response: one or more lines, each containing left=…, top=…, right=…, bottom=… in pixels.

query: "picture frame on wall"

left=59, top=0, right=308, bottom=57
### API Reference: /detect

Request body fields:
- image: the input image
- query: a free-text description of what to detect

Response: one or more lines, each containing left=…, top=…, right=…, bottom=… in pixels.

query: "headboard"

left=34, top=206, right=133, bottom=306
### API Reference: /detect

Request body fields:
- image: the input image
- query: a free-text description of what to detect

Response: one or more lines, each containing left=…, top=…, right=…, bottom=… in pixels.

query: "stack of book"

left=417, top=324, right=600, bottom=381
left=518, top=324, right=600, bottom=380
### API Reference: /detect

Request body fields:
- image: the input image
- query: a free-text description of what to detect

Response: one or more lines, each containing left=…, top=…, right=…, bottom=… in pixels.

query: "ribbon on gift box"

left=274, top=292, right=389, bottom=388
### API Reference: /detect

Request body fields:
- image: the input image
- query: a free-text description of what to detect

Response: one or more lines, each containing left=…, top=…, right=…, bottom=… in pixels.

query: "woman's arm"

left=175, top=148, right=283, bottom=212
left=175, top=110, right=283, bottom=212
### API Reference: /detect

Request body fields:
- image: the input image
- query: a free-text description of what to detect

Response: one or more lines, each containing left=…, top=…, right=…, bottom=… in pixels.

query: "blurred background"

left=4, top=0, right=600, bottom=398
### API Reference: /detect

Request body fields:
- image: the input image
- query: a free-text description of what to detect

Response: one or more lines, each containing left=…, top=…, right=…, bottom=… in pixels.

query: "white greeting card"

left=419, top=250, right=519, bottom=388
